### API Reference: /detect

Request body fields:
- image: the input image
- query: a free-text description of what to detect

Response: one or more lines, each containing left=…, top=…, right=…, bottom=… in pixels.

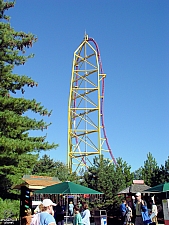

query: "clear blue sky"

left=7, top=0, right=169, bottom=171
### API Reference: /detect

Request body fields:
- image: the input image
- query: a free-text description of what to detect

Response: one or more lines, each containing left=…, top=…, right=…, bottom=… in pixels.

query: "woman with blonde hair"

left=22, top=208, right=32, bottom=225
left=31, top=203, right=43, bottom=225
left=69, top=201, right=74, bottom=216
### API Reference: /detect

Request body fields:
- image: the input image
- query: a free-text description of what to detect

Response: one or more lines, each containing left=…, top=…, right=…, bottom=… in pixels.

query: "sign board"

left=84, top=194, right=90, bottom=198
left=162, top=199, right=169, bottom=225
left=101, top=216, right=107, bottom=225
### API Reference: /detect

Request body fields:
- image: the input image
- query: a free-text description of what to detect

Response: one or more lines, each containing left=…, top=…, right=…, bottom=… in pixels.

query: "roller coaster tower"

left=67, top=34, right=116, bottom=173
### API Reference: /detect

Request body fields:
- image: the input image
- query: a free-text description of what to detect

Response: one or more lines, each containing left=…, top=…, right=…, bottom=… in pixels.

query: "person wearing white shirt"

left=150, top=200, right=158, bottom=225
left=81, top=203, right=90, bottom=225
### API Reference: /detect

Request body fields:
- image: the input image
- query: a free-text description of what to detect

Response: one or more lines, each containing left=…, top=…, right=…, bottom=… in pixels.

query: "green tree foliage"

left=32, top=154, right=79, bottom=182
left=133, top=152, right=169, bottom=187
left=11, top=153, right=39, bottom=186
left=32, top=154, right=57, bottom=176
left=138, top=152, right=159, bottom=187
left=83, top=156, right=133, bottom=210
left=0, top=0, right=58, bottom=198
left=0, top=153, right=39, bottom=199
left=0, top=198, right=20, bottom=220
left=133, top=153, right=159, bottom=187
left=156, top=156, right=169, bottom=184
left=134, top=167, right=143, bottom=180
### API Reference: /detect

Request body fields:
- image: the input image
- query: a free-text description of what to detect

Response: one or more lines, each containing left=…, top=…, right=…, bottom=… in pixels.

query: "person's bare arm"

left=48, top=222, right=56, bottom=225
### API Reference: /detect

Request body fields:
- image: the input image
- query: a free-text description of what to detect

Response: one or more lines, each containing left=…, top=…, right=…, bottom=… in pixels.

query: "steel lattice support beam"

left=67, top=35, right=115, bottom=174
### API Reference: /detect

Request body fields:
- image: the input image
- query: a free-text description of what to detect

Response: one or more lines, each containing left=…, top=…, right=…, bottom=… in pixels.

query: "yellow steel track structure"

left=67, top=35, right=109, bottom=173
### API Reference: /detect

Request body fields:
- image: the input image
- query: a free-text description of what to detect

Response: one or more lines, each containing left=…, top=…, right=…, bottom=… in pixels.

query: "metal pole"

left=66, top=195, right=68, bottom=225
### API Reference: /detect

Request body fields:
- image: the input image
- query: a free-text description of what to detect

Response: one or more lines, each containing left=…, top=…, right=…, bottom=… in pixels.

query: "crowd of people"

left=22, top=193, right=159, bottom=225
left=22, top=199, right=90, bottom=225
left=120, top=192, right=158, bottom=225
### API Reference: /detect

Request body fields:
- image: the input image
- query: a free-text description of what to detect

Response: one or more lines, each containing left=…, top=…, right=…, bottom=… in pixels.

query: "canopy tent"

left=35, top=181, right=103, bottom=194
left=34, top=181, right=103, bottom=225
left=143, top=182, right=169, bottom=193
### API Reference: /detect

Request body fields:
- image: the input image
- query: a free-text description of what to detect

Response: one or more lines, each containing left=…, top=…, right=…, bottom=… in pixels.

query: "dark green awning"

left=144, top=182, right=169, bottom=193
left=34, top=181, right=103, bottom=194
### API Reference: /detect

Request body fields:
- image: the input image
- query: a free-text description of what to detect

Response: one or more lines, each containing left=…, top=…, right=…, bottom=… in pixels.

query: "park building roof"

left=12, top=175, right=61, bottom=191
left=118, top=180, right=151, bottom=194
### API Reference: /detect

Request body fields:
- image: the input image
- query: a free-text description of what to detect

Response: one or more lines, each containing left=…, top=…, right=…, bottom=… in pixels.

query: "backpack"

left=30, top=213, right=40, bottom=225
left=126, top=206, right=132, bottom=214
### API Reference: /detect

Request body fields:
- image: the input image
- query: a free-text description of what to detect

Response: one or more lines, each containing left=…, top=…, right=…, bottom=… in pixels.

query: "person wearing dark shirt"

left=55, top=202, right=64, bottom=225
left=134, top=192, right=151, bottom=225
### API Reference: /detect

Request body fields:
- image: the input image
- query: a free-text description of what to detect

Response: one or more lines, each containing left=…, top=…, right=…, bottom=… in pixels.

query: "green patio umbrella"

left=34, top=181, right=103, bottom=194
left=34, top=181, right=103, bottom=225
left=143, top=182, right=169, bottom=193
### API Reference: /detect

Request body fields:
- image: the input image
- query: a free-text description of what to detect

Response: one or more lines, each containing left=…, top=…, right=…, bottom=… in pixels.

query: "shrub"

left=0, top=198, right=20, bottom=220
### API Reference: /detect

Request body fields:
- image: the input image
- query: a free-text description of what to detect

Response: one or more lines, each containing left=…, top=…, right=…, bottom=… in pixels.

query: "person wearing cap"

left=134, top=192, right=151, bottom=225
left=40, top=199, right=56, bottom=225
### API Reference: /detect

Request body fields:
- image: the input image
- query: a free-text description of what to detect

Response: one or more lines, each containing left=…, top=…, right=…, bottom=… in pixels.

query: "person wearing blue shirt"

left=40, top=199, right=56, bottom=225
left=120, top=200, right=127, bottom=225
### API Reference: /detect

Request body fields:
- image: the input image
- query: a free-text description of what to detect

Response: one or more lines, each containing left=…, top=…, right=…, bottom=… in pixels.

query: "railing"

left=0, top=219, right=19, bottom=225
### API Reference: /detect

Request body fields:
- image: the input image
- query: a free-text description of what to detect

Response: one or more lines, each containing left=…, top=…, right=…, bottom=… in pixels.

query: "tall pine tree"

left=141, top=152, right=159, bottom=186
left=83, top=156, right=133, bottom=210
left=0, top=0, right=58, bottom=198
left=156, top=156, right=169, bottom=184
left=32, top=154, right=79, bottom=182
